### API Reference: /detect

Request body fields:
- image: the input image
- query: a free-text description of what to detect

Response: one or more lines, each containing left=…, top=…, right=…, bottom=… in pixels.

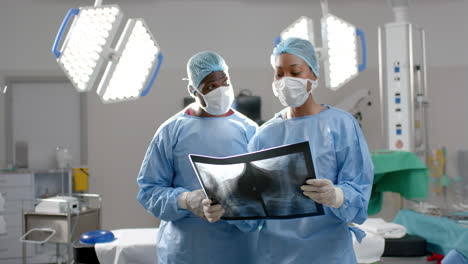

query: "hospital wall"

left=0, top=0, right=467, bottom=228
left=0, top=79, right=5, bottom=168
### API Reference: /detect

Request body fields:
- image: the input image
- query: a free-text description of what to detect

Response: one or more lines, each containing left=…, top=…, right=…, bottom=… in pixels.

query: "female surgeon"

left=136, top=51, right=258, bottom=264
left=248, top=37, right=374, bottom=263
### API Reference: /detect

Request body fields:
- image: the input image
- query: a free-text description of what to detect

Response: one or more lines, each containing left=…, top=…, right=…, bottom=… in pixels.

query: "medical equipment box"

left=35, top=196, right=80, bottom=214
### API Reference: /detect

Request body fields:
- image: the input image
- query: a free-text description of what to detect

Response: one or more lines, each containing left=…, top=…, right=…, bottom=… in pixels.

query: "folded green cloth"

left=369, top=150, right=429, bottom=215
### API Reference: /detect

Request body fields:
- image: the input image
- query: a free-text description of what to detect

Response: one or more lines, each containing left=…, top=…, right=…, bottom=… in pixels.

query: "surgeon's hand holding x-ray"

left=301, top=178, right=344, bottom=208
left=178, top=189, right=207, bottom=219
left=202, top=199, right=225, bottom=223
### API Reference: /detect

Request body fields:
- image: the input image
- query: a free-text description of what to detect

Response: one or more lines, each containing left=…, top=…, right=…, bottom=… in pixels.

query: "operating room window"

left=8, top=81, right=82, bottom=170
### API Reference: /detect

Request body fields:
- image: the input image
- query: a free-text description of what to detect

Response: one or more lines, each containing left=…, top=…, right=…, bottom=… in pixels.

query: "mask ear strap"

left=187, top=84, right=200, bottom=99
left=308, top=79, right=318, bottom=90
left=188, top=84, right=209, bottom=110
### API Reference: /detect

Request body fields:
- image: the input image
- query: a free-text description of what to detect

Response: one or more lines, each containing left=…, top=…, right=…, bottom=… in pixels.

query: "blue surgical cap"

left=271, top=37, right=319, bottom=77
left=186, top=51, right=229, bottom=89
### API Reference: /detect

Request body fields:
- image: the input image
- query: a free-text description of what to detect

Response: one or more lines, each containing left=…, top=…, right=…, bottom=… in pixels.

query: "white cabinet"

left=0, top=173, right=33, bottom=187
left=0, top=171, right=34, bottom=263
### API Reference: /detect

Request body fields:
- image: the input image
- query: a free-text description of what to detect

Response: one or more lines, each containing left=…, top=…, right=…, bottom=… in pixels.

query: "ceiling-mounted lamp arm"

left=321, top=0, right=329, bottom=16
left=319, top=0, right=329, bottom=63
left=106, top=48, right=121, bottom=65
left=315, top=47, right=325, bottom=61
left=94, top=0, right=103, bottom=7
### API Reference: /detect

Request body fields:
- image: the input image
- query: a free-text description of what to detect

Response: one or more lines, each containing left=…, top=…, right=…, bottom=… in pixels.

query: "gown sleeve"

left=329, top=117, right=374, bottom=224
left=137, top=126, right=191, bottom=222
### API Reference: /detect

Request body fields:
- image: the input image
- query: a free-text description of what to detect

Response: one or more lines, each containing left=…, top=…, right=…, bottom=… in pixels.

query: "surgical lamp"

left=275, top=0, right=366, bottom=91
left=52, top=1, right=163, bottom=103
left=275, top=16, right=315, bottom=47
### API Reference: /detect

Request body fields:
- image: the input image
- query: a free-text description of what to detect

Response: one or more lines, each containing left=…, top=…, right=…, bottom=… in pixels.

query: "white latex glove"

left=300, top=179, right=344, bottom=208
left=178, top=189, right=206, bottom=219
left=202, top=199, right=225, bottom=223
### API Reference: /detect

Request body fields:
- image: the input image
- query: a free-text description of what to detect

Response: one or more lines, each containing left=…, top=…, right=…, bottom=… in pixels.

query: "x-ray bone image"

left=189, top=141, right=324, bottom=220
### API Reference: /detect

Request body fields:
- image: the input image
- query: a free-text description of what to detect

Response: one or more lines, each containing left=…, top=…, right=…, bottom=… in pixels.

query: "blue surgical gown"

left=137, top=107, right=258, bottom=264
left=248, top=106, right=374, bottom=264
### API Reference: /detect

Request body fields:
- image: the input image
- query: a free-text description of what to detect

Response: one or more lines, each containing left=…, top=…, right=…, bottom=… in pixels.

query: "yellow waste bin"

left=73, top=168, right=89, bottom=192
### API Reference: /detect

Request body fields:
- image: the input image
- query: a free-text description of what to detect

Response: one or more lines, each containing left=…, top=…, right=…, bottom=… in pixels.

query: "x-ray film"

left=189, top=141, right=324, bottom=220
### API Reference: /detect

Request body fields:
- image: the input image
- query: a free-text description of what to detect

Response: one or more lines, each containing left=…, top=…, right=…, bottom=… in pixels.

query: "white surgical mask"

left=194, top=85, right=234, bottom=115
left=272, top=77, right=318, bottom=107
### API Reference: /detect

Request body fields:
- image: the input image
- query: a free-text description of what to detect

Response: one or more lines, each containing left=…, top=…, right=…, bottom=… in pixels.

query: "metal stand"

left=21, top=194, right=101, bottom=264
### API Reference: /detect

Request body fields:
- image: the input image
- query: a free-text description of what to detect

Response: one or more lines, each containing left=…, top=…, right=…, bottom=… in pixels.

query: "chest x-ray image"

left=189, top=142, right=324, bottom=220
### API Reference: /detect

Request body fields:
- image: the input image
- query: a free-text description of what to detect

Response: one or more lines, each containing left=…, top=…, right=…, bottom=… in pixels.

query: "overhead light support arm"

left=94, top=0, right=103, bottom=7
